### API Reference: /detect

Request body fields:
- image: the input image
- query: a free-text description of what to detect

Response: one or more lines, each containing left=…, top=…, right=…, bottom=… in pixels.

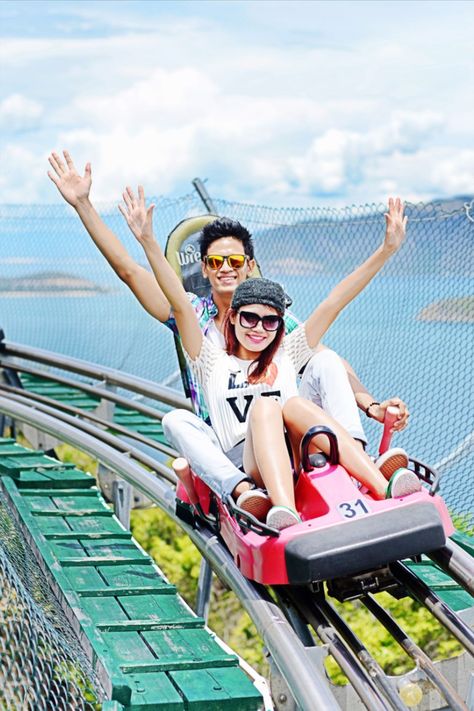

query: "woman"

left=120, top=192, right=420, bottom=530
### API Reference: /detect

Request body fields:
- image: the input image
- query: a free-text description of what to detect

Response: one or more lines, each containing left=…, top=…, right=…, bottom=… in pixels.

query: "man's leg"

left=299, top=350, right=367, bottom=445
left=162, top=409, right=246, bottom=499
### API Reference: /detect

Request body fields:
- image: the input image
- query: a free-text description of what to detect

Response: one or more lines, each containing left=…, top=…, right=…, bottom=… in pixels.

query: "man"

left=47, top=151, right=409, bottom=486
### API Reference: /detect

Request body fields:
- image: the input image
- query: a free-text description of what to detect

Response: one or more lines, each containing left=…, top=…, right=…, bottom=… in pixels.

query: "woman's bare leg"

left=243, top=398, right=296, bottom=510
left=283, top=396, right=388, bottom=499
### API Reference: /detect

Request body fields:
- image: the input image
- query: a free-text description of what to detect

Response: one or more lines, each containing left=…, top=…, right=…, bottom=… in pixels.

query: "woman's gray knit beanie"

left=231, top=278, right=290, bottom=314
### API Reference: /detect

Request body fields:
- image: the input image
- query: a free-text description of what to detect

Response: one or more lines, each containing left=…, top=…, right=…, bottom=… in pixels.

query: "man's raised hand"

left=47, top=150, right=92, bottom=207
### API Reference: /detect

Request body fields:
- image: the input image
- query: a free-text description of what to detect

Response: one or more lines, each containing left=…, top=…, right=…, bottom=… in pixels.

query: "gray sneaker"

left=386, top=468, right=421, bottom=498
left=266, top=505, right=301, bottom=531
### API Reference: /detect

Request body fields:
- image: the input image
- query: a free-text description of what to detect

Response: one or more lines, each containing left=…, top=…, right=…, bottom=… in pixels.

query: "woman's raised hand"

left=383, top=197, right=407, bottom=254
left=47, top=150, right=92, bottom=207
left=118, top=185, right=155, bottom=246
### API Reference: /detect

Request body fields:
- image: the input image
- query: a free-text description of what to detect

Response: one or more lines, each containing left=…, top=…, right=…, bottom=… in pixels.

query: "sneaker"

left=376, top=448, right=409, bottom=480
left=236, top=489, right=272, bottom=520
left=266, top=505, right=301, bottom=531
left=386, top=468, right=422, bottom=498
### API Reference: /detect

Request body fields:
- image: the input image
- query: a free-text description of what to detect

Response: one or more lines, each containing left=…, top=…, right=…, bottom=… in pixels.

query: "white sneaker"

left=376, top=448, right=409, bottom=480
left=266, top=506, right=301, bottom=531
left=386, top=468, right=422, bottom=498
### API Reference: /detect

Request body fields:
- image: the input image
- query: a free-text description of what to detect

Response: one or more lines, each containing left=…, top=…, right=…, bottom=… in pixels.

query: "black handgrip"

left=300, top=425, right=339, bottom=471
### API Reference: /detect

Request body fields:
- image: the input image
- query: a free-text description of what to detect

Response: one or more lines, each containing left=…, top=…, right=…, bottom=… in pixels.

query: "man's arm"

left=47, top=150, right=171, bottom=322
left=341, top=359, right=409, bottom=431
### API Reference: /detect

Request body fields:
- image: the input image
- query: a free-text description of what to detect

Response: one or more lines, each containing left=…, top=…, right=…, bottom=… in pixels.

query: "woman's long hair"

left=223, top=309, right=285, bottom=384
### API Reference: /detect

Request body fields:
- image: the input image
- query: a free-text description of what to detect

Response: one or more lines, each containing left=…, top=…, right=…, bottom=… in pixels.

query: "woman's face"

left=230, top=303, right=282, bottom=358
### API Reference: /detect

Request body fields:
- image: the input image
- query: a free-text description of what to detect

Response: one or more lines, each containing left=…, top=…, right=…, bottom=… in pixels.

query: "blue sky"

left=1, top=0, right=473, bottom=206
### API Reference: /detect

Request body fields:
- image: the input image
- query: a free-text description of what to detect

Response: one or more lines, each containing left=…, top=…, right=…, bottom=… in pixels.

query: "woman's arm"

left=119, top=186, right=203, bottom=360
left=47, top=150, right=171, bottom=322
left=305, top=197, right=407, bottom=348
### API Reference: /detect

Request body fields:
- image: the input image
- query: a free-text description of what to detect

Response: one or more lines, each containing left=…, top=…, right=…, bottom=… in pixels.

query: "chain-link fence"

left=0, top=490, right=101, bottom=710
left=0, top=194, right=473, bottom=519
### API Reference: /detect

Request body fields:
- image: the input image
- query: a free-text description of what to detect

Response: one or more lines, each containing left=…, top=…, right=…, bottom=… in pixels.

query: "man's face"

left=201, top=237, right=255, bottom=297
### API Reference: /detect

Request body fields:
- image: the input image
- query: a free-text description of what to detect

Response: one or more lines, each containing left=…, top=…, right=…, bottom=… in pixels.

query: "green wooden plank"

left=47, top=495, right=110, bottom=512
left=406, top=559, right=474, bottom=611
left=51, top=540, right=87, bottom=559
left=113, top=413, right=154, bottom=424
left=170, top=667, right=262, bottom=711
left=22, top=493, right=107, bottom=513
left=34, top=515, right=71, bottom=534
left=120, top=658, right=236, bottom=674
left=16, top=469, right=95, bottom=489
left=59, top=556, right=148, bottom=567
left=80, top=596, right=129, bottom=624
left=32, top=509, right=114, bottom=517
left=0, top=454, right=76, bottom=473
left=18, top=488, right=98, bottom=497
left=125, top=673, right=184, bottom=711
left=81, top=538, right=144, bottom=559
left=96, top=618, right=204, bottom=632
left=139, top=628, right=237, bottom=670
left=66, top=516, right=126, bottom=534
left=62, top=565, right=108, bottom=590
left=78, top=585, right=176, bottom=598
left=451, top=530, right=474, bottom=556
left=0, top=442, right=36, bottom=455
left=122, top=423, right=163, bottom=432
left=101, top=702, right=126, bottom=711
left=43, top=531, right=131, bottom=541
left=23, top=495, right=58, bottom=511
left=101, top=631, right=157, bottom=663
left=119, top=594, right=190, bottom=621
left=98, top=563, right=174, bottom=590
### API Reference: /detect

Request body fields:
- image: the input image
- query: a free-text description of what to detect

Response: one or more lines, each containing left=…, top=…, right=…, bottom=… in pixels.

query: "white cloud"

left=0, top=94, right=43, bottom=130
left=0, top=144, right=44, bottom=202
left=0, top=2, right=473, bottom=206
left=283, top=112, right=445, bottom=196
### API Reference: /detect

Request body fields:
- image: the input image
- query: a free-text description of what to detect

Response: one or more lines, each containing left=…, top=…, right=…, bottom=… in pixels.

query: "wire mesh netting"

left=0, top=193, right=473, bottom=521
left=0, top=490, right=101, bottom=710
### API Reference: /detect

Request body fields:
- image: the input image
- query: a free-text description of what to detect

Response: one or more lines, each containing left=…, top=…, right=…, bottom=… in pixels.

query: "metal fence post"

left=112, top=478, right=132, bottom=529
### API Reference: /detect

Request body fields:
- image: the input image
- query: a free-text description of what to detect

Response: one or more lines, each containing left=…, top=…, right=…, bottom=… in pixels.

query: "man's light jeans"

left=299, top=349, right=366, bottom=445
left=163, top=409, right=246, bottom=499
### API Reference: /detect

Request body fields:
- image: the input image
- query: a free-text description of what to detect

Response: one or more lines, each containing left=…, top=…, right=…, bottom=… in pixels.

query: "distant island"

left=418, top=297, right=474, bottom=323
left=0, top=271, right=111, bottom=297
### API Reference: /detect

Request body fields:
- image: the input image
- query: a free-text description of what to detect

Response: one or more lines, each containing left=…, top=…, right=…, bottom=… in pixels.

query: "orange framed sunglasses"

left=203, top=254, right=248, bottom=270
